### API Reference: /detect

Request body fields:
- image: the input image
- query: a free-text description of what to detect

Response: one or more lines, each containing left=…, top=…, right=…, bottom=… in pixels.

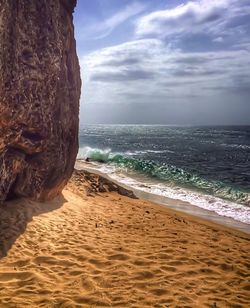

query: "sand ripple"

left=0, top=188, right=250, bottom=307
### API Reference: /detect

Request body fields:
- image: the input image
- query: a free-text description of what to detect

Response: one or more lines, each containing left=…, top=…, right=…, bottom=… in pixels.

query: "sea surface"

left=78, top=125, right=250, bottom=224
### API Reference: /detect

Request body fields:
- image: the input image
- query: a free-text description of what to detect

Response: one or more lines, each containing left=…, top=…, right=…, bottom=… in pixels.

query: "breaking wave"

left=78, top=147, right=250, bottom=207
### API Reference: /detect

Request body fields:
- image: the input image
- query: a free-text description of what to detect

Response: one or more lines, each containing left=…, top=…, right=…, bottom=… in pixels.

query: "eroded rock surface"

left=67, top=170, right=138, bottom=199
left=0, top=0, right=81, bottom=201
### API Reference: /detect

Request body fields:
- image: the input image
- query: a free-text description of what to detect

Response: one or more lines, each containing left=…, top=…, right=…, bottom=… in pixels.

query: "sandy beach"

left=0, top=170, right=249, bottom=307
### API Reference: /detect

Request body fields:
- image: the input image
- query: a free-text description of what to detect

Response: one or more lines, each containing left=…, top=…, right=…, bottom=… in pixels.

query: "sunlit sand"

left=0, top=170, right=249, bottom=307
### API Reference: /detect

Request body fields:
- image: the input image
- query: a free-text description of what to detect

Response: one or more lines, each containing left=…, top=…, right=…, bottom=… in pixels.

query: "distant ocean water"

left=78, top=125, right=250, bottom=224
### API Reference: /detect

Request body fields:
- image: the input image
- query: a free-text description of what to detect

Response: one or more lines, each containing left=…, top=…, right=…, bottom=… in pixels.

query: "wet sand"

left=0, top=170, right=249, bottom=307
left=75, top=160, right=250, bottom=235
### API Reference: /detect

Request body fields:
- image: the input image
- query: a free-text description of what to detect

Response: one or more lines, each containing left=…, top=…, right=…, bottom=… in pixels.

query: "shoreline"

left=75, top=160, right=250, bottom=236
left=0, top=167, right=250, bottom=306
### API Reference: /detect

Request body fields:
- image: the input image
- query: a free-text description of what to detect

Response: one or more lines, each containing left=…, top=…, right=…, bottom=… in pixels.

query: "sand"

left=0, top=171, right=250, bottom=307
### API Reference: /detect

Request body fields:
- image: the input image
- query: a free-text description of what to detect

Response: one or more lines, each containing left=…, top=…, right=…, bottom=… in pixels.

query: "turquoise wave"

left=83, top=148, right=250, bottom=206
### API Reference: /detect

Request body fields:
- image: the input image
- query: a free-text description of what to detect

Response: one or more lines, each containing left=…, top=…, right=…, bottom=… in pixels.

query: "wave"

left=106, top=170, right=250, bottom=224
left=79, top=147, right=112, bottom=162
left=220, top=143, right=250, bottom=150
left=78, top=147, right=250, bottom=207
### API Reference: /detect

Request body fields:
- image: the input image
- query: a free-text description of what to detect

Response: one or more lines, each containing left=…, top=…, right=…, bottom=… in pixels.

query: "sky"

left=73, top=0, right=250, bottom=125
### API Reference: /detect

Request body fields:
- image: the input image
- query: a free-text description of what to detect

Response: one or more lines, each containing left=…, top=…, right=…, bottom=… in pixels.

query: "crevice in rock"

left=21, top=49, right=33, bottom=61
left=21, top=131, right=43, bottom=142
left=7, top=145, right=27, bottom=157
left=5, top=175, right=19, bottom=201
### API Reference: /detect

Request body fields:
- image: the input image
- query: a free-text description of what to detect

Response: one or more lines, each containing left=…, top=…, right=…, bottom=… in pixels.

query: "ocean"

left=78, top=125, right=250, bottom=224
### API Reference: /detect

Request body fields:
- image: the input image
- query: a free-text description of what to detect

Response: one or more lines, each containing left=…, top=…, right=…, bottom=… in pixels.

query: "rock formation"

left=68, top=170, right=138, bottom=199
left=0, top=0, right=81, bottom=201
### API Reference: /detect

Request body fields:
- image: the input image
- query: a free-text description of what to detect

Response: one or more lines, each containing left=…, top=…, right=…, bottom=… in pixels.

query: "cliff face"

left=0, top=0, right=81, bottom=201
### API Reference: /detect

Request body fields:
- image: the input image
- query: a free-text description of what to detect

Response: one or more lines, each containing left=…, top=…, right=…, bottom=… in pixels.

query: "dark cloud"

left=172, top=33, right=228, bottom=52
left=91, top=69, right=154, bottom=82
left=171, top=68, right=223, bottom=77
left=97, top=57, right=140, bottom=67
left=224, top=14, right=250, bottom=30
left=158, top=80, right=201, bottom=87
left=199, top=10, right=224, bottom=24
left=202, top=77, right=250, bottom=95
left=172, top=56, right=212, bottom=64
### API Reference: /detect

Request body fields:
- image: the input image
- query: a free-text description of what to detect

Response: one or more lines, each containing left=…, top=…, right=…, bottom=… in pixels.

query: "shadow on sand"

left=0, top=194, right=66, bottom=258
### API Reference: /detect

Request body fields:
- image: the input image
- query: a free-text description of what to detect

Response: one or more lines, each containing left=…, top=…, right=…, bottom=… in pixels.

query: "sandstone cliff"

left=0, top=0, right=81, bottom=201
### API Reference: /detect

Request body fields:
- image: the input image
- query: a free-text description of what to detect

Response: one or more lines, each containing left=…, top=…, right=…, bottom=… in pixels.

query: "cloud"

left=91, top=69, right=153, bottom=82
left=97, top=57, right=140, bottom=67
left=213, top=37, right=224, bottom=43
left=87, top=2, right=146, bottom=39
left=78, top=0, right=250, bottom=124
left=136, top=0, right=227, bottom=37
left=81, top=38, right=250, bottom=108
left=135, top=0, right=250, bottom=50
left=84, top=39, right=163, bottom=65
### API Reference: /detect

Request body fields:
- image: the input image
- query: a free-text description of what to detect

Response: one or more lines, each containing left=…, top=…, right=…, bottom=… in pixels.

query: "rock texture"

left=67, top=169, right=138, bottom=199
left=0, top=0, right=81, bottom=201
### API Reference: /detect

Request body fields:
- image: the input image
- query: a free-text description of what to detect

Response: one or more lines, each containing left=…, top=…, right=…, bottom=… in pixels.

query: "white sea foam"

left=77, top=146, right=250, bottom=225
left=77, top=146, right=112, bottom=161
left=126, top=150, right=174, bottom=156
left=92, top=163, right=250, bottom=225
left=220, top=143, right=250, bottom=150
